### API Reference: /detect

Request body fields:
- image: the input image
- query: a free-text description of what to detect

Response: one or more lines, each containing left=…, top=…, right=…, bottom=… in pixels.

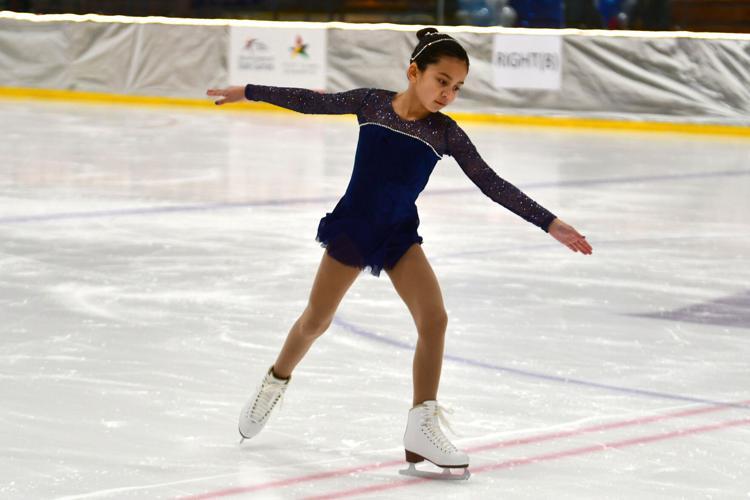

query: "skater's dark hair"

left=410, top=27, right=470, bottom=72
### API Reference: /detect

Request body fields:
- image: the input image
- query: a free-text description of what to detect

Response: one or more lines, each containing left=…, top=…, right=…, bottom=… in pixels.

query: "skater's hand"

left=548, top=218, right=592, bottom=255
left=207, top=86, right=246, bottom=106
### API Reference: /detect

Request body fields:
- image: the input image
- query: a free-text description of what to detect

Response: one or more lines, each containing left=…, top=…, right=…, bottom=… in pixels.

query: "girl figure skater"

left=207, top=27, right=592, bottom=480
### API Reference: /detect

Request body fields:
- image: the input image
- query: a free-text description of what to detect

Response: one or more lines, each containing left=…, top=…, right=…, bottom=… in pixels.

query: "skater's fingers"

left=569, top=235, right=592, bottom=255
left=577, top=239, right=593, bottom=255
left=573, top=241, right=587, bottom=254
left=561, top=235, right=577, bottom=251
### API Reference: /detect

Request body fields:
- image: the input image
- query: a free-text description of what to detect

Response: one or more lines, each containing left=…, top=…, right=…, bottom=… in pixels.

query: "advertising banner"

left=492, top=34, right=563, bottom=90
left=229, top=26, right=327, bottom=90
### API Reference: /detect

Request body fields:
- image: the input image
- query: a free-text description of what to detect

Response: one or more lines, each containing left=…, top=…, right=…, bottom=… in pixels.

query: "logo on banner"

left=239, top=37, right=272, bottom=71
left=229, top=26, right=327, bottom=89
left=290, top=36, right=309, bottom=58
left=244, top=38, right=269, bottom=52
left=493, top=34, right=563, bottom=90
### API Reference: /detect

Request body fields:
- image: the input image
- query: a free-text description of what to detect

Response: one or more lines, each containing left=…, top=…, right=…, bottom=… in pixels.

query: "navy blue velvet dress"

left=245, top=85, right=557, bottom=277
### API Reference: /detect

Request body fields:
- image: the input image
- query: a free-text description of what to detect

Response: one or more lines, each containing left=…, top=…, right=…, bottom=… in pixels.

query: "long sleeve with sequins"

left=445, top=119, right=557, bottom=232
left=244, top=84, right=371, bottom=115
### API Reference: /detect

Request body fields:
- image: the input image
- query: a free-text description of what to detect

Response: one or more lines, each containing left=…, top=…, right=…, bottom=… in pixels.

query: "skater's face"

left=408, top=57, right=467, bottom=113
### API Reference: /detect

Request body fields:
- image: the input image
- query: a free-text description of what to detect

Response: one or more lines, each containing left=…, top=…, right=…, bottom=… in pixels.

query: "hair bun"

left=416, top=27, right=439, bottom=41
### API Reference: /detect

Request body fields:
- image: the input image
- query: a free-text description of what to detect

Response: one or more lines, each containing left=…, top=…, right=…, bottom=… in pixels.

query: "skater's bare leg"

left=385, top=244, right=448, bottom=407
left=272, top=250, right=360, bottom=379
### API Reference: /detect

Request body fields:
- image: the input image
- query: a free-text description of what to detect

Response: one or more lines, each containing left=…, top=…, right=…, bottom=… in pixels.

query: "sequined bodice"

left=244, top=85, right=556, bottom=231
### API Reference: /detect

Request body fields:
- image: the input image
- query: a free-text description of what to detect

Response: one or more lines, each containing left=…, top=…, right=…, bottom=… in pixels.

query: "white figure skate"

left=238, top=366, right=290, bottom=443
left=400, top=400, right=470, bottom=480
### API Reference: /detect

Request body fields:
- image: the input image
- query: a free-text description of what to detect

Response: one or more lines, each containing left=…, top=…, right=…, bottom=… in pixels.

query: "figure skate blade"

left=399, top=463, right=470, bottom=480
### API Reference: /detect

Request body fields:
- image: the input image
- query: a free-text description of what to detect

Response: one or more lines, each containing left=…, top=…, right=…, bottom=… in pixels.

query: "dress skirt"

left=315, top=210, right=423, bottom=277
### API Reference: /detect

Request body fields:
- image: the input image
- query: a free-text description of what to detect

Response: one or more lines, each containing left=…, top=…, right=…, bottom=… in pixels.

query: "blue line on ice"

left=332, top=316, right=750, bottom=410
left=1, top=168, right=748, bottom=225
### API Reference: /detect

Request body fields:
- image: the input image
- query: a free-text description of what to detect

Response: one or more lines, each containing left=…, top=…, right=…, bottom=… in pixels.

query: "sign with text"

left=492, top=34, right=563, bottom=90
left=229, top=26, right=327, bottom=90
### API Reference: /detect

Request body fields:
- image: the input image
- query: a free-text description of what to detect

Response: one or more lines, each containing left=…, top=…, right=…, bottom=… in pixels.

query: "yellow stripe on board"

left=2, top=86, right=749, bottom=137
left=0, top=86, right=285, bottom=113
left=447, top=112, right=750, bottom=137
left=0, top=86, right=216, bottom=109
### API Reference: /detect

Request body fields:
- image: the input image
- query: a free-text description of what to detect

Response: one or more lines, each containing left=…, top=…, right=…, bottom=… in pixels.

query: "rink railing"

left=1, top=11, right=750, bottom=135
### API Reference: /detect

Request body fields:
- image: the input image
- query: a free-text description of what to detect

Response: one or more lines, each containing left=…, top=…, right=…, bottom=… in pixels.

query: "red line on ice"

left=302, top=417, right=750, bottom=500
left=180, top=400, right=750, bottom=500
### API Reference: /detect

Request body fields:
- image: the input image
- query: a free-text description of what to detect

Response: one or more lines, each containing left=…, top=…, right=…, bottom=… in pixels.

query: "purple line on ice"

left=332, top=316, right=750, bottom=410
left=1, top=168, right=748, bottom=225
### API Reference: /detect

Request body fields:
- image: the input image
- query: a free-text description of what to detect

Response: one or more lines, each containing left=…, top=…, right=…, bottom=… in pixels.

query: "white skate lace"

left=422, top=403, right=461, bottom=453
left=251, top=378, right=287, bottom=422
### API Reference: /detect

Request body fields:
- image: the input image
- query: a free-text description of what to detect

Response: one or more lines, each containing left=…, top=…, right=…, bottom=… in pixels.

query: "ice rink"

left=1, top=97, right=749, bottom=499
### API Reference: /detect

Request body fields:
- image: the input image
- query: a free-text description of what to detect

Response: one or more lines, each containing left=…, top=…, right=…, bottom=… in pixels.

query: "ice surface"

left=1, top=99, right=749, bottom=499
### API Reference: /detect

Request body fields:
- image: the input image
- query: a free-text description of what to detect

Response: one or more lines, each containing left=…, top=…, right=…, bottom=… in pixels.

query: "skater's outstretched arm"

left=445, top=119, right=592, bottom=254
left=445, top=119, right=556, bottom=230
left=207, top=85, right=371, bottom=115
